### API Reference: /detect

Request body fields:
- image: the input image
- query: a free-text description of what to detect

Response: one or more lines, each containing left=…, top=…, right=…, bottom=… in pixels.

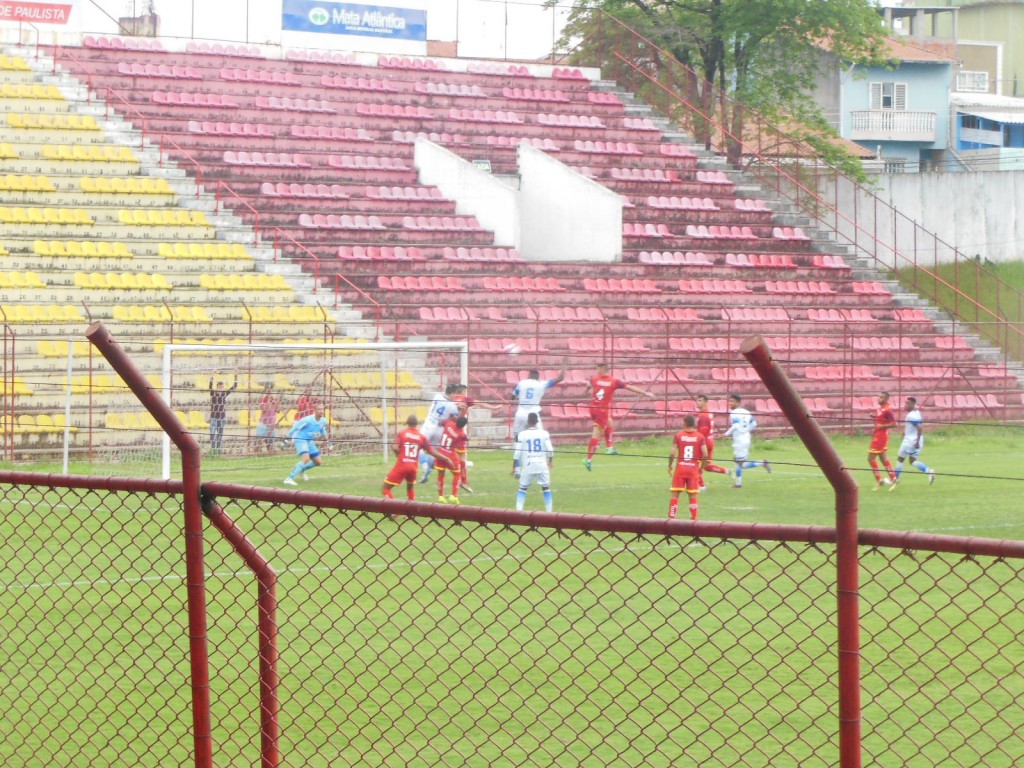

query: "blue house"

left=951, top=92, right=1024, bottom=169
left=816, top=37, right=955, bottom=172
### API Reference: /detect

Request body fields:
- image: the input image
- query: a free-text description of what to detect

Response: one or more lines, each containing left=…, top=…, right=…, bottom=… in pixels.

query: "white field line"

left=0, top=537, right=690, bottom=594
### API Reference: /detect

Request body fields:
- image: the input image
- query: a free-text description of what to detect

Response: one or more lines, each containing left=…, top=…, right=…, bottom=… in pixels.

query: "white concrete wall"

left=820, top=171, right=1024, bottom=266
left=414, top=137, right=519, bottom=247
left=413, top=138, right=622, bottom=262
left=518, top=142, right=622, bottom=262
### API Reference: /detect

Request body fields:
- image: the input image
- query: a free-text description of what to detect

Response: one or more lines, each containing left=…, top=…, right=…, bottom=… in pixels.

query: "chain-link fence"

left=1, top=474, right=1021, bottom=767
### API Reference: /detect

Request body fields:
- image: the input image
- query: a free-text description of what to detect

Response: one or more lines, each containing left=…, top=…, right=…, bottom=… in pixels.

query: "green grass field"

left=1, top=426, right=1022, bottom=767
left=68, top=424, right=1018, bottom=538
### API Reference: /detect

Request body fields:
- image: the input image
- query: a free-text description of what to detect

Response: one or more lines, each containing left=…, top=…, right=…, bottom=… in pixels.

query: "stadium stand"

left=0, top=40, right=1017, bottom=457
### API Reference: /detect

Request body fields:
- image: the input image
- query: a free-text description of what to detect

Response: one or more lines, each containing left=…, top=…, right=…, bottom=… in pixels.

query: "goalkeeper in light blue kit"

left=284, top=405, right=329, bottom=486
left=513, top=412, right=554, bottom=512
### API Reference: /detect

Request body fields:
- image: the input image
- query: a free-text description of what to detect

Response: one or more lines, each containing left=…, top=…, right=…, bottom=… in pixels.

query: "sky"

left=74, top=0, right=575, bottom=61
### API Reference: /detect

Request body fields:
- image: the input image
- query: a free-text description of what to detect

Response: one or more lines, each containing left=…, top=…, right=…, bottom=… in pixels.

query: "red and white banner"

left=0, top=1, right=73, bottom=25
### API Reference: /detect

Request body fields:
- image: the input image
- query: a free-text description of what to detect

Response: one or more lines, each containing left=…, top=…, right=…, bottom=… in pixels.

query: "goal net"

left=24, top=339, right=467, bottom=478
left=157, top=340, right=469, bottom=479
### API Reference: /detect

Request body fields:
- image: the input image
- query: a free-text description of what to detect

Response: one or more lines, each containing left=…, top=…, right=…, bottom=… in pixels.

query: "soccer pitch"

left=1, top=426, right=1021, bottom=766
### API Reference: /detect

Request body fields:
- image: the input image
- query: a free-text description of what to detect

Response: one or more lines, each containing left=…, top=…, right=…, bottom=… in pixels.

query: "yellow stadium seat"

left=73, top=272, right=89, bottom=288
left=0, top=144, right=17, bottom=159
left=186, top=411, right=209, bottom=431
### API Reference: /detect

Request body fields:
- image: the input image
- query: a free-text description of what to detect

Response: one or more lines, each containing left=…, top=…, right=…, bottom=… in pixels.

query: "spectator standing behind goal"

left=583, top=362, right=654, bottom=471
left=208, top=372, right=238, bottom=455
left=283, top=405, right=328, bottom=485
left=435, top=415, right=469, bottom=504
left=891, top=396, right=935, bottom=489
left=513, top=412, right=554, bottom=513
left=692, top=394, right=731, bottom=490
left=294, top=386, right=319, bottom=421
left=668, top=414, right=708, bottom=520
left=383, top=414, right=447, bottom=501
left=867, top=391, right=898, bottom=490
left=255, top=384, right=283, bottom=454
left=723, top=394, right=771, bottom=488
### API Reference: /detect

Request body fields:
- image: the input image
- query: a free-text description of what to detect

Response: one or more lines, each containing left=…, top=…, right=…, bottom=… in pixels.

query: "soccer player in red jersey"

left=450, top=384, right=501, bottom=493
left=435, top=415, right=469, bottom=504
left=868, top=391, right=898, bottom=489
left=668, top=415, right=708, bottom=520
left=692, top=394, right=730, bottom=489
left=382, top=415, right=447, bottom=501
left=583, top=362, right=653, bottom=470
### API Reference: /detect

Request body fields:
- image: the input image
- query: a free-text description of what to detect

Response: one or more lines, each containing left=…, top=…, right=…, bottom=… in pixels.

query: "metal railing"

left=563, top=11, right=1024, bottom=361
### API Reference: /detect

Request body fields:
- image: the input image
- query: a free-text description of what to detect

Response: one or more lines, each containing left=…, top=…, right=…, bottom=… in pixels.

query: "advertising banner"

left=283, top=0, right=426, bottom=42
left=0, top=0, right=73, bottom=25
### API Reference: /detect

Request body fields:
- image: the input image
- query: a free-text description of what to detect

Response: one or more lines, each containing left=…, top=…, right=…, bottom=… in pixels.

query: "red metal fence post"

left=85, top=322, right=214, bottom=768
left=202, top=494, right=281, bottom=768
left=740, top=335, right=861, bottom=768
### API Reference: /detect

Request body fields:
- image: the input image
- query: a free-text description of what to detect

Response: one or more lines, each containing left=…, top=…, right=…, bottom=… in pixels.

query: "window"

left=957, top=71, right=989, bottom=93
left=870, top=81, right=907, bottom=110
left=962, top=115, right=981, bottom=130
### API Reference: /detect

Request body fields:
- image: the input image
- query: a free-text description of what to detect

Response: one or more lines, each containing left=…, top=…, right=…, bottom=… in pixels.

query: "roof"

left=952, top=92, right=1024, bottom=124
left=878, top=37, right=956, bottom=63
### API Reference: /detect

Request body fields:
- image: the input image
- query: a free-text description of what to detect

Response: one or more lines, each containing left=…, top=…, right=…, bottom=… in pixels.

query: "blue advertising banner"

left=282, top=0, right=427, bottom=41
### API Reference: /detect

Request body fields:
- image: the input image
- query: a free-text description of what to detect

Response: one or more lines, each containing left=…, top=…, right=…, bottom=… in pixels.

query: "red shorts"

left=384, top=463, right=417, bottom=487
left=590, top=406, right=612, bottom=429
left=671, top=466, right=701, bottom=493
left=437, top=450, right=460, bottom=474
left=868, top=432, right=889, bottom=453
left=704, top=437, right=716, bottom=460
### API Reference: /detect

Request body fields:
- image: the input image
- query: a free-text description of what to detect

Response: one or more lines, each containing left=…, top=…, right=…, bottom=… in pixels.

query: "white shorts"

left=421, top=422, right=442, bottom=445
left=518, top=466, right=551, bottom=489
left=731, top=437, right=751, bottom=462
left=513, top=408, right=542, bottom=436
left=898, top=437, right=923, bottom=459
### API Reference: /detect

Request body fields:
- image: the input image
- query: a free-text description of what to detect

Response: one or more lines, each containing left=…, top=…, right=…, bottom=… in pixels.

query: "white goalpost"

left=158, top=340, right=469, bottom=480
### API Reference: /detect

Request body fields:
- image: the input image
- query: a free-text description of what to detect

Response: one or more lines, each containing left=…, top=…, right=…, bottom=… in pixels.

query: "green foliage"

left=553, top=0, right=888, bottom=174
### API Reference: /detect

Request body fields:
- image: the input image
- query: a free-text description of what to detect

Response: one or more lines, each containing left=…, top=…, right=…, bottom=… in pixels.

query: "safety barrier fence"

left=0, top=475, right=1021, bottom=767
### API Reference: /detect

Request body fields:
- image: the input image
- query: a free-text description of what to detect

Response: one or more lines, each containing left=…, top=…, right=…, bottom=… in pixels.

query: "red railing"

left=568, top=11, right=1024, bottom=360
left=269, top=228, right=384, bottom=339
left=214, top=179, right=260, bottom=243
left=85, top=322, right=216, bottom=768
left=155, top=134, right=203, bottom=194
left=18, top=20, right=40, bottom=59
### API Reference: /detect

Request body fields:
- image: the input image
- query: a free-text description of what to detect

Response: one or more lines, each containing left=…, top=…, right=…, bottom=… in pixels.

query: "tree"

left=551, top=0, right=888, bottom=168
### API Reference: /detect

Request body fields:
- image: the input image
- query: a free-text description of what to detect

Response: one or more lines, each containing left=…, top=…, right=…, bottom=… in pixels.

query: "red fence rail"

left=2, top=330, right=1022, bottom=766
left=1, top=473, right=1022, bottom=767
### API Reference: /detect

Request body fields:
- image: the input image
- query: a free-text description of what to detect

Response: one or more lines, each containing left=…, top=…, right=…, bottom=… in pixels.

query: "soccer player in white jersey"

left=511, top=358, right=566, bottom=439
left=513, top=412, right=555, bottom=512
left=418, top=383, right=461, bottom=483
left=722, top=394, right=771, bottom=488
left=284, top=406, right=329, bottom=485
left=891, top=396, right=935, bottom=489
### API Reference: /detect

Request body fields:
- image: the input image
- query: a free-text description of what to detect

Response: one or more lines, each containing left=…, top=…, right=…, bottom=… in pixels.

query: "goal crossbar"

left=160, top=340, right=468, bottom=479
